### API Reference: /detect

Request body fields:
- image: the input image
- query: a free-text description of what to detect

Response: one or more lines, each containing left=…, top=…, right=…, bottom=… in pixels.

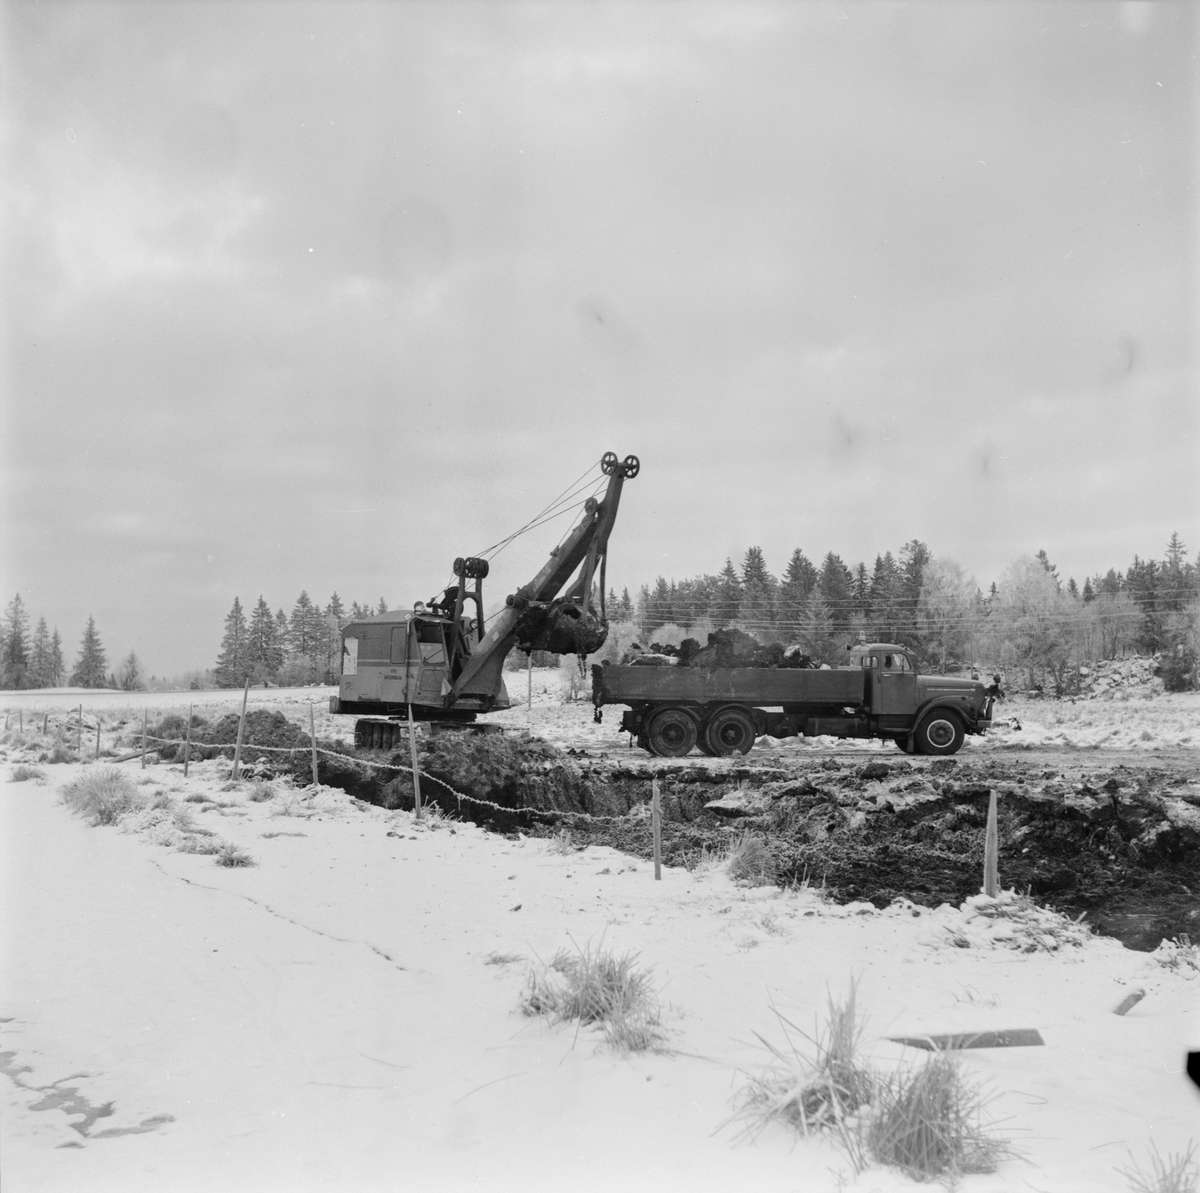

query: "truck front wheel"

left=915, top=709, right=964, bottom=756
left=704, top=708, right=756, bottom=756
left=646, top=707, right=698, bottom=757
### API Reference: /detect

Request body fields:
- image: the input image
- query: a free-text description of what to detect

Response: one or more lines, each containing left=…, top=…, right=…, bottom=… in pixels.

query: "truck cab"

left=849, top=643, right=994, bottom=753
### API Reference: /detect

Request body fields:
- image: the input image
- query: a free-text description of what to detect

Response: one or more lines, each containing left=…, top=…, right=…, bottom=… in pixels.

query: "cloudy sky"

left=2, top=0, right=1196, bottom=677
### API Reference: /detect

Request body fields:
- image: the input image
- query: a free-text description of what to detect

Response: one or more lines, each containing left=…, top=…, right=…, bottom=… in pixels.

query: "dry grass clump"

left=730, top=982, right=1010, bottom=1182
left=521, top=940, right=667, bottom=1053
left=248, top=780, right=276, bottom=803
left=180, top=834, right=256, bottom=867
left=46, top=741, right=76, bottom=764
left=722, top=830, right=778, bottom=885
left=546, top=827, right=576, bottom=854
left=60, top=766, right=148, bottom=825
left=214, top=840, right=257, bottom=867
left=485, top=951, right=525, bottom=966
left=1117, top=1140, right=1198, bottom=1193
left=10, top=764, right=46, bottom=783
left=730, top=983, right=873, bottom=1143
left=866, top=1054, right=1009, bottom=1180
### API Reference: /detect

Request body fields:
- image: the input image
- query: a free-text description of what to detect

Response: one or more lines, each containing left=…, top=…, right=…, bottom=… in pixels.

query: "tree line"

left=0, top=595, right=145, bottom=690
left=621, top=532, right=1199, bottom=693
left=212, top=592, right=389, bottom=688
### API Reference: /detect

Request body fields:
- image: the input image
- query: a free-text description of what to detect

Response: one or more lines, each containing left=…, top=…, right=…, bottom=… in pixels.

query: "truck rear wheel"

left=915, top=709, right=964, bottom=756
left=704, top=708, right=756, bottom=756
left=646, top=707, right=698, bottom=757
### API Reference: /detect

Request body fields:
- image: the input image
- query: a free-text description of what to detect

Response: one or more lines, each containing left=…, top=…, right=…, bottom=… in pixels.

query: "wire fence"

left=138, top=734, right=640, bottom=824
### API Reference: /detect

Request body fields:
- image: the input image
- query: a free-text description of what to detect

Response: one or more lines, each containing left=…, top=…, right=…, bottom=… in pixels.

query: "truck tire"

left=704, top=707, right=756, bottom=756
left=915, top=709, right=964, bottom=756
left=646, top=707, right=698, bottom=757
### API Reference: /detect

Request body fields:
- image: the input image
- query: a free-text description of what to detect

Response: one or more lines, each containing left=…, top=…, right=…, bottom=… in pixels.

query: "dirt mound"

left=374, top=732, right=640, bottom=828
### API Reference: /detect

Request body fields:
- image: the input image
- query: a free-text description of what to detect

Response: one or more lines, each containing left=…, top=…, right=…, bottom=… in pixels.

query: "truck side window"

left=870, top=655, right=879, bottom=669
left=894, top=654, right=911, bottom=672
left=884, top=654, right=894, bottom=669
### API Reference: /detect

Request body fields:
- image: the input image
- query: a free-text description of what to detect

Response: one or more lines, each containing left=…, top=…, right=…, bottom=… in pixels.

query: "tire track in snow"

left=147, top=858, right=416, bottom=975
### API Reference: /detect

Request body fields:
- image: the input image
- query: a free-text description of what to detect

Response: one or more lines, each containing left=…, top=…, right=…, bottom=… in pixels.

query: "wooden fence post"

left=95, top=719, right=101, bottom=759
left=651, top=777, right=662, bottom=881
left=43, top=713, right=48, bottom=734
left=232, top=678, right=250, bottom=780
left=183, top=703, right=193, bottom=777
left=983, top=790, right=999, bottom=897
left=407, top=704, right=422, bottom=821
left=527, top=652, right=533, bottom=708
left=141, top=709, right=147, bottom=769
left=77, top=704, right=82, bottom=752
left=309, top=703, right=319, bottom=787
left=19, top=711, right=22, bottom=732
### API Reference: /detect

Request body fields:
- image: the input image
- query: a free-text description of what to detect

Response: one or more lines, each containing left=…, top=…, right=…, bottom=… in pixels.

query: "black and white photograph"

left=2, top=2, right=1198, bottom=1189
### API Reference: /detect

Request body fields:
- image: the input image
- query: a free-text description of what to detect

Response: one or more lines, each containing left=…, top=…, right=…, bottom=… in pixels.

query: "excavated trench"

left=150, top=713, right=1199, bottom=952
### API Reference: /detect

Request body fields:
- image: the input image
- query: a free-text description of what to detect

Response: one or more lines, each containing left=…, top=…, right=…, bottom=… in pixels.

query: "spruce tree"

left=712, top=559, right=743, bottom=628
left=376, top=597, right=388, bottom=615
left=29, top=617, right=52, bottom=688
left=322, top=594, right=348, bottom=680
left=71, top=616, right=108, bottom=688
left=779, top=549, right=817, bottom=633
left=288, top=591, right=318, bottom=658
left=1, top=593, right=30, bottom=689
left=50, top=628, right=65, bottom=686
left=1082, top=577, right=1095, bottom=603
left=818, top=552, right=855, bottom=629
left=246, top=596, right=282, bottom=682
left=214, top=598, right=249, bottom=688
left=618, top=588, right=633, bottom=620
left=740, top=547, right=776, bottom=629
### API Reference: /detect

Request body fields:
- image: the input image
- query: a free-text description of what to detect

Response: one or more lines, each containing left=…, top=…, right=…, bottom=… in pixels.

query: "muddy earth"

left=152, top=712, right=1198, bottom=952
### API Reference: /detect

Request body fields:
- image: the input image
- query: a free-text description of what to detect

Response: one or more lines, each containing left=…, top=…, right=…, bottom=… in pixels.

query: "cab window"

left=883, top=653, right=911, bottom=672
left=416, top=622, right=446, bottom=665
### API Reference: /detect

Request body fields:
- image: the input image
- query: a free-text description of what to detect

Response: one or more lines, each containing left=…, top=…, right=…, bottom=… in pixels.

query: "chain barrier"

left=139, top=735, right=643, bottom=824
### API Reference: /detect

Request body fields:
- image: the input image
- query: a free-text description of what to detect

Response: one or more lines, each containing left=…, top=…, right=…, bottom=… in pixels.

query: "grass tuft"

left=485, top=951, right=524, bottom=965
left=867, top=1053, right=1009, bottom=1180
left=248, top=780, right=276, bottom=802
left=214, top=840, right=257, bottom=867
left=10, top=764, right=46, bottom=783
left=1117, top=1140, right=1198, bottom=1193
left=521, top=940, right=667, bottom=1053
left=724, top=830, right=778, bottom=885
left=60, top=766, right=147, bottom=825
left=730, top=981, right=1010, bottom=1182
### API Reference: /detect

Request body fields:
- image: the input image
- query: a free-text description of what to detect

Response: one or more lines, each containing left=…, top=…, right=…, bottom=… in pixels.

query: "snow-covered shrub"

left=9, top=764, right=45, bottom=782
left=1151, top=935, right=1200, bottom=976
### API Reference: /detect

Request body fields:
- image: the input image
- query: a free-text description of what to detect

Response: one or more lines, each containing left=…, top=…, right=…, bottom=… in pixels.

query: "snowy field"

left=1, top=680, right=1199, bottom=1191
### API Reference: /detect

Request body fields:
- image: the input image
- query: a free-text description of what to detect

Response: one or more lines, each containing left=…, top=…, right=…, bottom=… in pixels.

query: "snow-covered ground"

left=2, top=754, right=1197, bottom=1192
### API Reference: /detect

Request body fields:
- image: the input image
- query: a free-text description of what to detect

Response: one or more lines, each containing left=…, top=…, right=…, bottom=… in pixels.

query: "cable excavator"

left=331, top=451, right=640, bottom=749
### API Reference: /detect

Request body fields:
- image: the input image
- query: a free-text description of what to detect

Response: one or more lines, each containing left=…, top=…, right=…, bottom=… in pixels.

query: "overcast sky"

left=3, top=0, right=1196, bottom=677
